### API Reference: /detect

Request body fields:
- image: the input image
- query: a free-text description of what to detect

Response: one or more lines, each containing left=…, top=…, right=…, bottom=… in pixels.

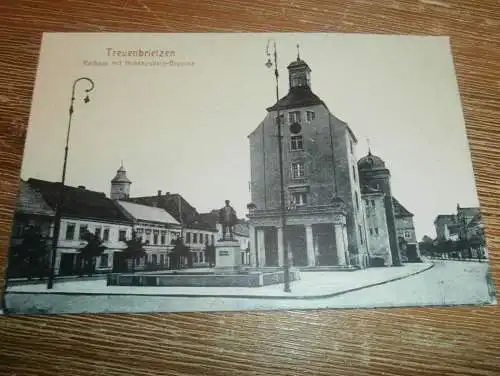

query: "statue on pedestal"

left=218, top=200, right=238, bottom=241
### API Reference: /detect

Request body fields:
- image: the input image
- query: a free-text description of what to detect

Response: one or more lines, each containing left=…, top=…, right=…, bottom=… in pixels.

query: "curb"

left=5, top=263, right=435, bottom=301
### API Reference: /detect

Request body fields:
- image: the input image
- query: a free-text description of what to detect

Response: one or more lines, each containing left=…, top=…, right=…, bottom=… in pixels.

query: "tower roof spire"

left=296, top=43, right=300, bottom=60
left=367, top=137, right=372, bottom=155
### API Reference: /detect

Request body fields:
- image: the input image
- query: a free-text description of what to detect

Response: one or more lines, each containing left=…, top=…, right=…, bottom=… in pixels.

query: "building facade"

left=7, top=180, right=55, bottom=278
left=434, top=214, right=458, bottom=241
left=361, top=185, right=392, bottom=266
left=357, top=151, right=403, bottom=266
left=116, top=200, right=182, bottom=269
left=129, top=190, right=217, bottom=267
left=247, top=54, right=369, bottom=269
left=393, top=197, right=420, bottom=262
left=26, top=178, right=134, bottom=276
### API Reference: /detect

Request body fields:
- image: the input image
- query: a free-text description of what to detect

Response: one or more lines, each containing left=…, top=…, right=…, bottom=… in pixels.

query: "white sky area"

left=20, top=33, right=480, bottom=240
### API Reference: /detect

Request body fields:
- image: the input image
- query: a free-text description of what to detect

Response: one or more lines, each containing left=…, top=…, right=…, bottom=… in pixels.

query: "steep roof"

left=199, top=210, right=248, bottom=237
left=116, top=200, right=180, bottom=225
left=358, top=151, right=386, bottom=171
left=129, top=193, right=215, bottom=231
left=111, top=165, right=131, bottom=184
left=15, top=180, right=55, bottom=217
left=266, top=86, right=325, bottom=112
left=433, top=214, right=456, bottom=224
left=392, top=197, right=413, bottom=217
left=26, top=178, right=132, bottom=224
left=458, top=206, right=480, bottom=218
left=467, top=212, right=482, bottom=228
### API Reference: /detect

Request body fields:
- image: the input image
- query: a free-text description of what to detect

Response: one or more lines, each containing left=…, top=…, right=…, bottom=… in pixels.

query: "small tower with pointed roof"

left=110, top=162, right=131, bottom=200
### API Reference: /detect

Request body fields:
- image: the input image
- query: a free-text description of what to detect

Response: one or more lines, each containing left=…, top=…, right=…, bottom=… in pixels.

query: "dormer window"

left=288, top=111, right=301, bottom=124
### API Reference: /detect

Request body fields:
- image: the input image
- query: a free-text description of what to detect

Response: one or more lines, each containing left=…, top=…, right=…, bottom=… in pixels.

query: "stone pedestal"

left=214, top=240, right=242, bottom=274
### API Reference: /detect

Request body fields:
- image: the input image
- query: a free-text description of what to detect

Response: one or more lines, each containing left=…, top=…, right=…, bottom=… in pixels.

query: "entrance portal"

left=315, top=223, right=337, bottom=266
left=286, top=225, right=307, bottom=266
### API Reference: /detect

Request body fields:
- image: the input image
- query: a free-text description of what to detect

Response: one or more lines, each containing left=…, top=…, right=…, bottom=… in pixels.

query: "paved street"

left=4, top=261, right=495, bottom=314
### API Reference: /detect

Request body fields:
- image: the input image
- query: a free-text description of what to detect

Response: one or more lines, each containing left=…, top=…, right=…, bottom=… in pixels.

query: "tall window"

left=160, top=254, right=165, bottom=265
left=404, top=231, right=411, bottom=239
left=153, top=233, right=158, bottom=245
left=103, top=228, right=110, bottom=242
left=355, top=191, right=360, bottom=211
left=371, top=200, right=375, bottom=207
left=292, top=192, right=307, bottom=206
left=95, top=227, right=101, bottom=238
left=186, top=232, right=191, bottom=243
left=211, top=235, right=215, bottom=245
left=352, top=165, right=357, bottom=182
left=160, top=234, right=166, bottom=245
left=78, top=224, right=88, bottom=240
left=375, top=228, right=379, bottom=236
left=152, top=254, right=158, bottom=264
left=205, top=234, right=209, bottom=244
left=350, top=139, right=353, bottom=154
left=306, top=111, right=315, bottom=122
left=193, top=233, right=198, bottom=243
left=369, top=228, right=373, bottom=236
left=290, top=135, right=303, bottom=151
left=65, top=223, right=75, bottom=240
left=118, top=230, right=127, bottom=241
left=358, top=225, right=363, bottom=244
left=291, top=162, right=305, bottom=179
left=288, top=111, right=301, bottom=124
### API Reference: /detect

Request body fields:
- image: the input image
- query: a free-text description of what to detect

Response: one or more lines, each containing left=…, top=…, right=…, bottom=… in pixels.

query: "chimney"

left=158, top=190, right=162, bottom=196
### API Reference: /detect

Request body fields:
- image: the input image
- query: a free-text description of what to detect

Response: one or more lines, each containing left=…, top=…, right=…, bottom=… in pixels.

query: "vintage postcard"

left=2, top=32, right=495, bottom=315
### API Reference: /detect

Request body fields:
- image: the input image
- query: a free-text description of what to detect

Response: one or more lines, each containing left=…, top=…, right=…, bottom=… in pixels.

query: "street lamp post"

left=47, top=77, right=95, bottom=289
left=266, top=40, right=291, bottom=293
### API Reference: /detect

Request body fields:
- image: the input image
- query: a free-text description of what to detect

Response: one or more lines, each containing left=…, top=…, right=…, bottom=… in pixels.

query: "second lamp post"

left=266, top=40, right=291, bottom=293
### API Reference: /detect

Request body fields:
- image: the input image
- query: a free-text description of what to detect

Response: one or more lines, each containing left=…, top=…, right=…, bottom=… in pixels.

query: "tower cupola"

left=110, top=162, right=132, bottom=200
left=287, top=44, right=312, bottom=89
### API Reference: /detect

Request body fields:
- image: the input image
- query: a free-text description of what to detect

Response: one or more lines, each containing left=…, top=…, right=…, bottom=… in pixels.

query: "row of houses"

left=9, top=168, right=250, bottom=277
left=432, top=203, right=487, bottom=259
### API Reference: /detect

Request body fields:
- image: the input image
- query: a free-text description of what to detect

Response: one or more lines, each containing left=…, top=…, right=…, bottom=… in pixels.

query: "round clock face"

left=290, top=122, right=302, bottom=134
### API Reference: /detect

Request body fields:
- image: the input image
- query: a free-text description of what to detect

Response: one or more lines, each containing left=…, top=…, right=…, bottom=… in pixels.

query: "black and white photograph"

left=2, top=32, right=496, bottom=315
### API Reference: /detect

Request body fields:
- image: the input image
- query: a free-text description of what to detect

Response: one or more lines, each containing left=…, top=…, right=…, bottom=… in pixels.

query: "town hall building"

left=247, top=52, right=418, bottom=269
left=247, top=53, right=370, bottom=269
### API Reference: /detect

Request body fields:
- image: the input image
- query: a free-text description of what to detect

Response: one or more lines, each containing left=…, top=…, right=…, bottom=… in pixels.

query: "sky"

left=20, top=32, right=480, bottom=240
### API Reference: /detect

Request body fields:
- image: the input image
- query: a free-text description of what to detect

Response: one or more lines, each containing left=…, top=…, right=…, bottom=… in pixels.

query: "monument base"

left=214, top=239, right=242, bottom=274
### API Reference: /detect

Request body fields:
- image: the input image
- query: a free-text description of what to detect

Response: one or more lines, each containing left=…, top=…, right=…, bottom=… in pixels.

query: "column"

left=277, top=227, right=284, bottom=267
left=249, top=224, right=257, bottom=268
left=305, top=224, right=315, bottom=266
left=342, top=225, right=350, bottom=265
left=257, top=229, right=266, bottom=267
left=335, top=224, right=347, bottom=266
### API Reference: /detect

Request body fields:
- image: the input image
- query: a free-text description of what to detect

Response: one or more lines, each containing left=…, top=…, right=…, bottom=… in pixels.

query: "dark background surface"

left=0, top=1, right=499, bottom=375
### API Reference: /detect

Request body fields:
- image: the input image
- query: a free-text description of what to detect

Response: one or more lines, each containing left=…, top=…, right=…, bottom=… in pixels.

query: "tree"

left=12, top=225, right=50, bottom=279
left=205, top=242, right=216, bottom=267
left=418, top=235, right=435, bottom=256
left=170, top=237, right=191, bottom=269
left=121, top=231, right=148, bottom=272
left=79, top=230, right=107, bottom=276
